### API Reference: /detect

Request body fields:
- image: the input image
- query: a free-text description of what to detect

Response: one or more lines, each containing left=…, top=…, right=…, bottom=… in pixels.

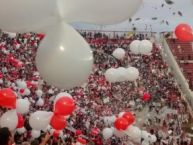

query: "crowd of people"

left=0, top=30, right=192, bottom=145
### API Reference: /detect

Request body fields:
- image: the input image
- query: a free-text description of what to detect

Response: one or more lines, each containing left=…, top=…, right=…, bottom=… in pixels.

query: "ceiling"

left=73, top=0, right=193, bottom=32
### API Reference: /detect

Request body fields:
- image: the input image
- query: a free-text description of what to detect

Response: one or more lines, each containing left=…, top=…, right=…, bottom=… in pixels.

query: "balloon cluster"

left=130, top=40, right=153, bottom=55
left=0, top=88, right=76, bottom=139
left=105, top=67, right=139, bottom=83
left=0, top=0, right=142, bottom=90
left=102, top=111, right=156, bottom=144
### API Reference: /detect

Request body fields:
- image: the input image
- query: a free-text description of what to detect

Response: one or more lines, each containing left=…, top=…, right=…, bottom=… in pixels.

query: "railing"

left=161, top=35, right=193, bottom=117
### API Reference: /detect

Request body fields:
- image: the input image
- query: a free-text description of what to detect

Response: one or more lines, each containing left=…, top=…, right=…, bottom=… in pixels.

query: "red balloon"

left=54, top=97, right=76, bottom=116
left=77, top=137, right=87, bottom=144
left=53, top=130, right=60, bottom=138
left=17, top=113, right=24, bottom=128
left=122, top=112, right=135, bottom=125
left=175, top=24, right=193, bottom=42
left=75, top=129, right=82, bottom=136
left=142, top=93, right=151, bottom=102
left=50, top=114, right=67, bottom=130
left=114, top=117, right=129, bottom=130
left=0, top=88, right=16, bottom=109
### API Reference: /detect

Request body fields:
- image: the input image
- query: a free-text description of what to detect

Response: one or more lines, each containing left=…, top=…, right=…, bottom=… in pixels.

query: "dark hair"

left=0, top=127, right=11, bottom=145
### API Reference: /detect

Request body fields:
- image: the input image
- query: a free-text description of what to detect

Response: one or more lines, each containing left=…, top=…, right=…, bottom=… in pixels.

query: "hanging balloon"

left=0, top=110, right=18, bottom=131
left=112, top=48, right=126, bottom=60
left=102, top=128, right=113, bottom=140
left=36, top=22, right=93, bottom=89
left=0, top=88, right=17, bottom=109
left=29, top=111, right=53, bottom=130
left=54, top=97, right=76, bottom=116
left=50, top=114, right=67, bottom=130
left=116, top=67, right=127, bottom=82
left=175, top=24, right=193, bottom=42
left=17, top=113, right=24, bottom=128
left=122, top=112, right=135, bottom=125
left=125, top=126, right=141, bottom=142
left=16, top=98, right=30, bottom=114
left=58, top=0, right=142, bottom=25
left=114, top=117, right=129, bottom=130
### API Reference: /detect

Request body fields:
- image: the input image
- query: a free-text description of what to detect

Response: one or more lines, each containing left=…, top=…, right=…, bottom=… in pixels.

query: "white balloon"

left=116, top=67, right=127, bottom=82
left=113, top=127, right=126, bottom=138
left=0, top=110, right=18, bottom=131
left=105, top=68, right=118, bottom=83
left=112, top=48, right=125, bottom=60
left=24, top=88, right=31, bottom=96
left=29, top=111, right=52, bottom=130
left=35, top=89, right=43, bottom=97
left=16, top=98, right=30, bottom=114
left=142, top=141, right=149, bottom=145
left=36, top=98, right=44, bottom=107
left=150, top=135, right=157, bottom=143
left=141, top=130, right=151, bottom=140
left=16, top=80, right=27, bottom=88
left=102, top=128, right=113, bottom=140
left=125, top=67, right=139, bottom=81
left=17, top=127, right=26, bottom=134
left=31, top=130, right=41, bottom=139
left=130, top=40, right=141, bottom=54
left=125, top=126, right=141, bottom=142
left=139, top=40, right=153, bottom=55
left=0, top=0, right=59, bottom=32
left=59, top=0, right=142, bottom=25
left=36, top=22, right=93, bottom=89
left=75, top=142, right=83, bottom=145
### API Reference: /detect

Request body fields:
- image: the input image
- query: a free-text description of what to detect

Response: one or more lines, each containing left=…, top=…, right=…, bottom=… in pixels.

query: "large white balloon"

left=113, top=127, right=126, bottom=138
left=31, top=130, right=41, bottom=139
left=150, top=135, right=157, bottom=143
left=112, top=48, right=125, bottom=60
left=130, top=40, right=141, bottom=54
left=36, top=22, right=93, bottom=89
left=139, top=40, right=153, bottom=55
left=29, top=111, right=52, bottom=130
left=58, top=0, right=142, bottom=25
left=0, top=110, right=18, bottom=131
left=0, top=0, right=59, bottom=32
left=125, top=67, right=139, bottom=81
left=102, top=128, right=113, bottom=140
left=16, top=98, right=30, bottom=114
left=105, top=68, right=118, bottom=83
